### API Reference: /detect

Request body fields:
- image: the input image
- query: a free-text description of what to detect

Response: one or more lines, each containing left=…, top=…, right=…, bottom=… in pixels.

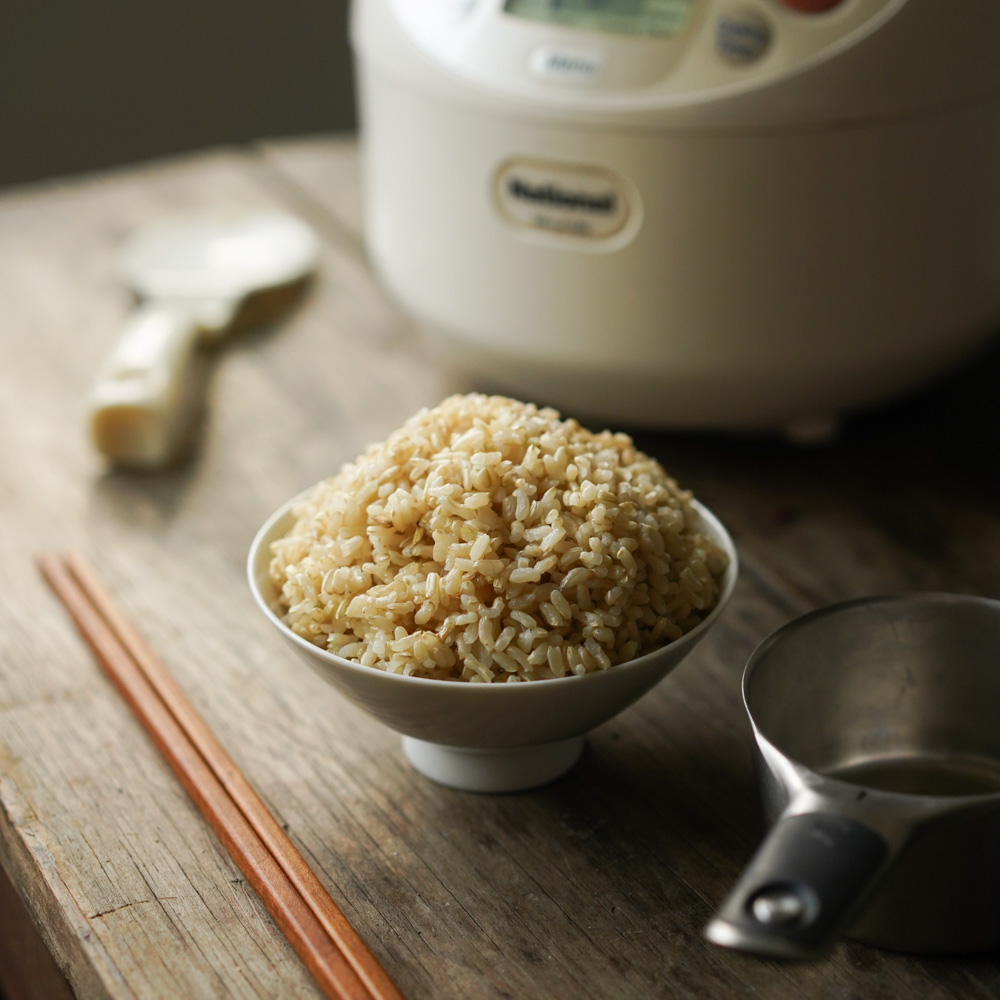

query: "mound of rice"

left=269, top=394, right=728, bottom=683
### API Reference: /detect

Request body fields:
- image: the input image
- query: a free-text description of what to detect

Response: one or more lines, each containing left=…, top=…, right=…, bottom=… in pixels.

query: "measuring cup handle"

left=704, top=812, right=889, bottom=959
left=87, top=302, right=204, bottom=468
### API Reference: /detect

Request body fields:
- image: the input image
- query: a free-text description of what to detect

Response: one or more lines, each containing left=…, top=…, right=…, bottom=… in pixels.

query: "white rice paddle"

left=88, top=209, right=319, bottom=468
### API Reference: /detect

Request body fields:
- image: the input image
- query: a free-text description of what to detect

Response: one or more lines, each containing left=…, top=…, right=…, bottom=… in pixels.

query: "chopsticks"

left=39, top=551, right=404, bottom=1000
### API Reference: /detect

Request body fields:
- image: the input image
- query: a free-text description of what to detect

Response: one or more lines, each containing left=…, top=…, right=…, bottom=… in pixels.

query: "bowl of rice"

left=248, top=394, right=737, bottom=792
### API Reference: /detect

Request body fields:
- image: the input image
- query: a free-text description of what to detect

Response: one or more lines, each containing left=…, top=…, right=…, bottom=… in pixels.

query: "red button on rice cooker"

left=777, top=0, right=845, bottom=12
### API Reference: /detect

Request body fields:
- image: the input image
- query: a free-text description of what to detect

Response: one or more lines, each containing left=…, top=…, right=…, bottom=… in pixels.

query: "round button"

left=776, top=0, right=845, bottom=12
left=715, top=9, right=772, bottom=64
left=751, top=889, right=807, bottom=926
left=749, top=884, right=818, bottom=928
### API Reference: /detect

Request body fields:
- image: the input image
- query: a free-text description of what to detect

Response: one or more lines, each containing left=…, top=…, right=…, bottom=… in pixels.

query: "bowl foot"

left=401, top=735, right=585, bottom=792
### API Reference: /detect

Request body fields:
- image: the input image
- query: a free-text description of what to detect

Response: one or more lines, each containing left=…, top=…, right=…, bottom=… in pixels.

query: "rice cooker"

left=351, top=0, right=1000, bottom=435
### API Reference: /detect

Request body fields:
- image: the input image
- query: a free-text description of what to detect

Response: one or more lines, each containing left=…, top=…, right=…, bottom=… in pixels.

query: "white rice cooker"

left=351, top=0, right=1000, bottom=435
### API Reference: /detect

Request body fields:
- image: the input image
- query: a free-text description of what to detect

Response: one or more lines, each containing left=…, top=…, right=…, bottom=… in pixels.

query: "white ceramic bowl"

left=248, top=496, right=738, bottom=792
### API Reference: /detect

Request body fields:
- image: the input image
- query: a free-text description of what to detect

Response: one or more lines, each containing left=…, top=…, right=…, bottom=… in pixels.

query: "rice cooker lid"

left=355, top=0, right=1000, bottom=129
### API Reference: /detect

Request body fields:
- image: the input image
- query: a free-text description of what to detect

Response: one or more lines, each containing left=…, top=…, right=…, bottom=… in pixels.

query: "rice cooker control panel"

left=389, top=0, right=905, bottom=99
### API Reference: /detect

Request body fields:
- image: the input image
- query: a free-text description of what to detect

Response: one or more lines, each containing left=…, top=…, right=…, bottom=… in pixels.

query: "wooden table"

left=2, top=135, right=999, bottom=1000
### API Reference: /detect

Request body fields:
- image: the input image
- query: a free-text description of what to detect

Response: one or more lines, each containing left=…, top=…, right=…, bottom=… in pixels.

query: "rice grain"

left=269, top=394, right=727, bottom=682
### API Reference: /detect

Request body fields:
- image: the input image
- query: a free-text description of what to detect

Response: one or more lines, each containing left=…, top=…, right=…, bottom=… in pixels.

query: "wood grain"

left=0, top=862, right=75, bottom=1000
left=0, top=137, right=998, bottom=1000
left=39, top=551, right=399, bottom=1000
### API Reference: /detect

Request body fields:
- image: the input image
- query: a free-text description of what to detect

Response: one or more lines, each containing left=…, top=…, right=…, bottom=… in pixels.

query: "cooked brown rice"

left=269, top=394, right=728, bottom=682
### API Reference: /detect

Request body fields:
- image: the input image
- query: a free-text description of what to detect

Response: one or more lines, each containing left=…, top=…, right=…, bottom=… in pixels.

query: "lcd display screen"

left=503, top=0, right=697, bottom=38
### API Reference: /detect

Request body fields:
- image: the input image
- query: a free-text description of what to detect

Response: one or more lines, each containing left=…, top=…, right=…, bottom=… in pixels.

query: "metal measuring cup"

left=705, top=594, right=1000, bottom=959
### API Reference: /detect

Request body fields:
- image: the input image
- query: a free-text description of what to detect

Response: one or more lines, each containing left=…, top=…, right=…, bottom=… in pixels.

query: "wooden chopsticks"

left=39, top=551, right=404, bottom=1000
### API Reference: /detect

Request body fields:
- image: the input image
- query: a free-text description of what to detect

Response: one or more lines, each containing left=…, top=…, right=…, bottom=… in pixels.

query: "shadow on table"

left=631, top=331, right=1000, bottom=488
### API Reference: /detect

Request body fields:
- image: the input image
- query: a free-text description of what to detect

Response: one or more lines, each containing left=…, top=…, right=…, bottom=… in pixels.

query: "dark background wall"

left=2, top=1, right=357, bottom=189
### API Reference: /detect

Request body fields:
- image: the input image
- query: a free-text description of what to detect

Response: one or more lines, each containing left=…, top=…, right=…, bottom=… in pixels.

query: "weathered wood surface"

left=1, top=136, right=999, bottom=1000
